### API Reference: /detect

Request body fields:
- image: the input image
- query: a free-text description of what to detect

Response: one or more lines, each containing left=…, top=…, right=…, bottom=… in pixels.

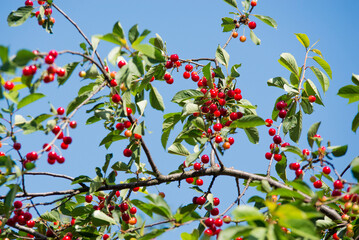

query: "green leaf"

left=12, top=49, right=36, bottom=67
left=17, top=93, right=45, bottom=109
left=161, top=112, right=181, bottom=149
left=99, top=132, right=127, bottom=148
left=96, top=33, right=126, bottom=47
left=294, top=33, right=310, bottom=48
left=269, top=188, right=305, bottom=200
left=337, top=85, right=359, bottom=104
left=168, top=143, right=190, bottom=156
left=132, top=44, right=165, bottom=62
left=352, top=112, right=359, bottom=133
left=313, top=56, right=332, bottom=79
left=278, top=53, right=299, bottom=77
left=267, top=77, right=289, bottom=89
left=203, top=63, right=213, bottom=89
left=218, top=226, right=253, bottom=240
left=281, top=219, right=319, bottom=240
left=181, top=229, right=199, bottom=240
left=233, top=205, right=264, bottom=222
left=221, top=17, right=236, bottom=32
left=316, top=217, right=336, bottom=229
left=4, top=185, right=18, bottom=217
left=182, top=103, right=200, bottom=115
left=289, top=111, right=302, bottom=143
left=304, top=79, right=324, bottom=105
left=231, top=115, right=265, bottom=128
left=57, top=62, right=79, bottom=86
left=351, top=157, right=359, bottom=181
left=311, top=49, right=323, bottom=58
left=139, top=229, right=167, bottom=240
left=137, top=100, right=147, bottom=115
left=149, top=85, right=165, bottom=111
left=223, top=0, right=237, bottom=8
left=66, top=92, right=91, bottom=115
left=149, top=33, right=165, bottom=51
left=0, top=45, right=9, bottom=63
left=216, top=45, right=230, bottom=69
left=327, top=145, right=348, bottom=157
left=230, top=64, right=241, bottom=78
left=310, top=67, right=330, bottom=93
left=41, top=211, right=58, bottom=222
left=307, top=122, right=321, bottom=148
left=113, top=21, right=125, bottom=39
left=133, top=29, right=151, bottom=46
left=171, top=90, right=204, bottom=104
left=145, top=194, right=173, bottom=218
left=7, top=6, right=33, bottom=27
left=250, top=30, right=261, bottom=45
left=281, top=146, right=303, bottom=157
left=102, top=153, right=112, bottom=174
left=253, top=15, right=278, bottom=29
left=111, top=161, right=129, bottom=171
left=275, top=152, right=287, bottom=182
left=92, top=210, right=116, bottom=226
left=185, top=148, right=205, bottom=167
left=128, top=24, right=139, bottom=44
left=352, top=73, right=359, bottom=86
left=72, top=175, right=92, bottom=185
left=243, top=127, right=259, bottom=144
left=282, top=115, right=297, bottom=135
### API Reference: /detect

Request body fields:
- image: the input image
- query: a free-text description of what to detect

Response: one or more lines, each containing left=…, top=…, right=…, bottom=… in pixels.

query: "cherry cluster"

left=26, top=0, right=56, bottom=26
left=5, top=201, right=36, bottom=238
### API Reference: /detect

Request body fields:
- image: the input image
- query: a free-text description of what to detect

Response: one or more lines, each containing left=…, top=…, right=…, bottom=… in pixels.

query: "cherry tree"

left=0, top=0, right=359, bottom=240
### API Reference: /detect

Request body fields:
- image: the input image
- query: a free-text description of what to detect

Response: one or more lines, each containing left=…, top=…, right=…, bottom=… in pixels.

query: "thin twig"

left=209, top=140, right=224, bottom=170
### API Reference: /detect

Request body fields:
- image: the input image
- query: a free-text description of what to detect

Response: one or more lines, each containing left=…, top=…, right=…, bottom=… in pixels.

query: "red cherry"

left=165, top=61, right=173, bottom=69
left=230, top=112, right=238, bottom=121
left=214, top=218, right=223, bottom=227
left=274, top=154, right=282, bottom=161
left=265, top=152, right=272, bottom=160
left=295, top=169, right=303, bottom=177
left=191, top=72, right=200, bottom=82
left=130, top=207, right=137, bottom=215
left=276, top=101, right=287, bottom=110
left=234, top=94, right=242, bottom=101
left=61, top=142, right=68, bottom=150
left=111, top=94, right=121, bottom=103
left=63, top=136, right=72, bottom=145
left=133, top=186, right=140, bottom=192
left=227, top=90, right=235, bottom=98
left=123, top=148, right=132, bottom=157
left=265, top=119, right=273, bottom=127
left=332, top=190, right=342, bottom=197
left=308, top=95, right=316, bottom=103
left=209, top=104, right=218, bottom=113
left=124, top=121, right=131, bottom=128
left=196, top=178, right=204, bottom=186
left=30, top=65, right=37, bottom=74
left=185, top=64, right=193, bottom=72
left=186, top=178, right=194, bottom=184
left=334, top=180, right=344, bottom=189
left=251, top=0, right=257, bottom=6
left=116, top=123, right=125, bottom=131
left=205, top=218, right=214, bottom=227
left=210, top=208, right=219, bottom=216
left=117, top=60, right=126, bottom=68
left=85, top=195, right=93, bottom=203
left=204, top=229, right=213, bottom=236
left=43, top=73, right=55, bottom=83
left=273, top=135, right=282, bottom=144
left=268, top=128, right=276, bottom=136
left=313, top=180, right=322, bottom=189
left=281, top=142, right=290, bottom=147
left=57, top=68, right=66, bottom=77
left=4, top=81, right=15, bottom=90
left=25, top=0, right=33, bottom=6
left=22, top=66, right=32, bottom=76
left=48, top=50, right=57, bottom=58
left=194, top=162, right=201, bottom=170
left=26, top=151, right=38, bottom=161
left=164, top=73, right=171, bottom=81
left=183, top=71, right=190, bottom=79
left=44, top=8, right=52, bottom=16
left=166, top=78, right=174, bottom=84
left=213, top=123, right=222, bottom=132
left=48, top=157, right=56, bottom=164
left=110, top=79, right=117, bottom=87
left=215, top=136, right=222, bottom=143
left=24, top=212, right=32, bottom=221
left=201, top=155, right=209, bottom=164
left=213, top=110, right=221, bottom=117
left=120, top=202, right=129, bottom=212
left=14, top=201, right=22, bottom=209
left=323, top=166, right=331, bottom=175
left=248, top=21, right=257, bottom=29
left=57, top=155, right=65, bottom=164
left=279, top=109, right=287, bottom=118
left=57, top=107, right=65, bottom=115
left=302, top=149, right=310, bottom=156
left=44, top=55, right=55, bottom=64
left=126, top=107, right=133, bottom=115
left=289, top=162, right=300, bottom=170
left=223, top=215, right=231, bottom=224
left=27, top=220, right=35, bottom=228
left=13, top=142, right=21, bottom=150
left=228, top=137, right=235, bottom=145
left=213, top=197, right=220, bottom=206
left=69, top=121, right=77, bottom=129
left=196, top=196, right=206, bottom=206
left=170, top=54, right=179, bottom=62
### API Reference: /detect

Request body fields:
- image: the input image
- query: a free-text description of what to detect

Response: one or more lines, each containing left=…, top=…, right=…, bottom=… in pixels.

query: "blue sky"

left=1, top=0, right=359, bottom=238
